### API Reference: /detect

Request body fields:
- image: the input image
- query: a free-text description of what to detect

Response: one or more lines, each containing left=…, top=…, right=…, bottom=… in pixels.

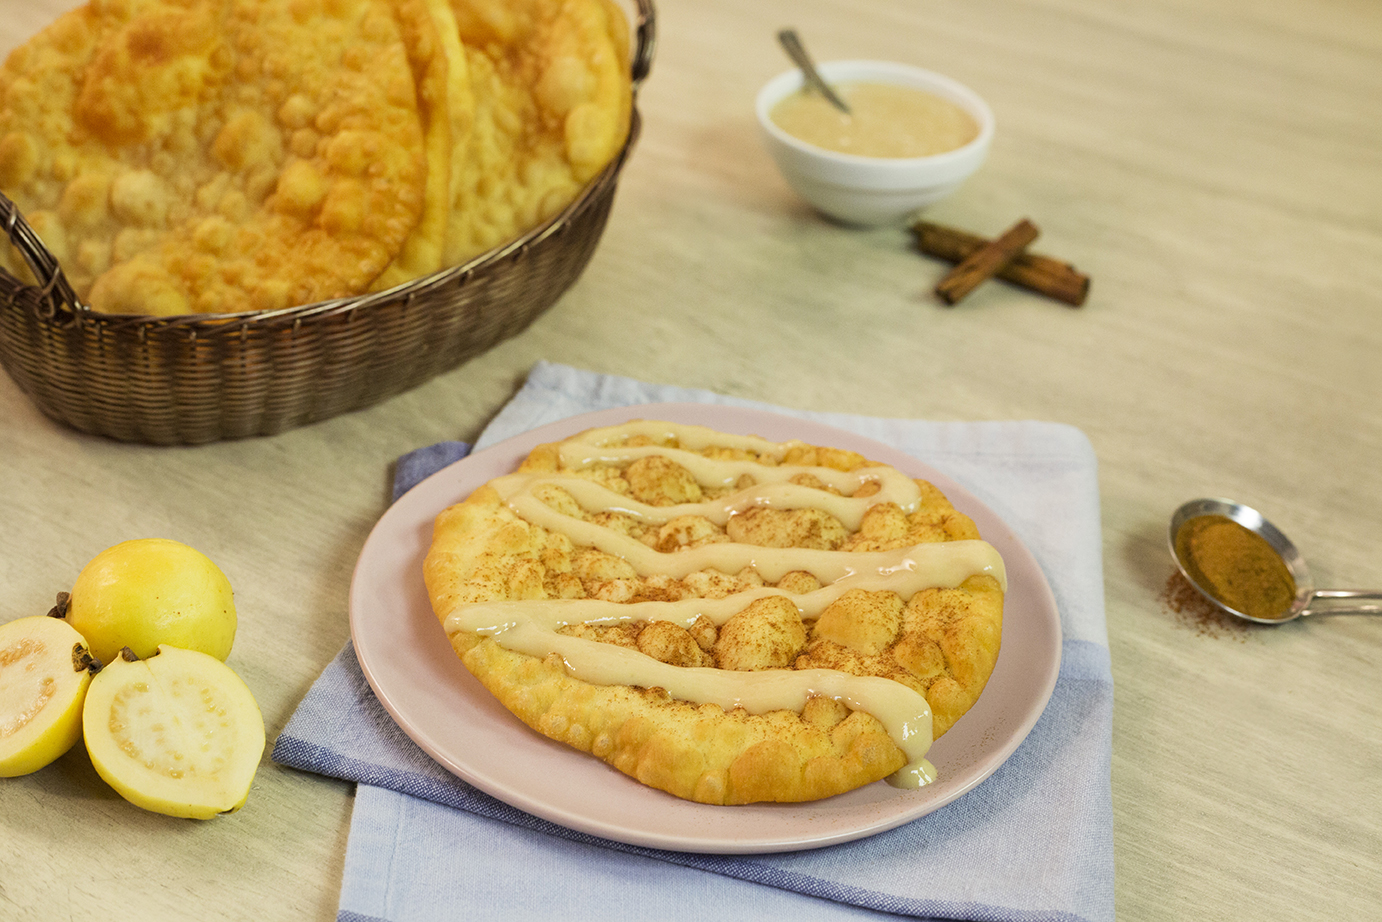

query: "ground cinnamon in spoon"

left=1174, top=515, right=1297, bottom=620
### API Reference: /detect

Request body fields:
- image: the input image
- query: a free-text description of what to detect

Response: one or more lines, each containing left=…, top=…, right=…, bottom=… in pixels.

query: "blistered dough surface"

left=0, top=0, right=433, bottom=313
left=443, top=0, right=632, bottom=263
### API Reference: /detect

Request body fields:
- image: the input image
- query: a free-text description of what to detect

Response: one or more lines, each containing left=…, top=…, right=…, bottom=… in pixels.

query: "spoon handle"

left=1302, top=589, right=1382, bottom=616
left=777, top=29, right=852, bottom=114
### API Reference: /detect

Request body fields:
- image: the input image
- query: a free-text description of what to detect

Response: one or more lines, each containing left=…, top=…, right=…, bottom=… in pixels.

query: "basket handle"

left=0, top=190, right=82, bottom=321
left=630, top=0, right=656, bottom=90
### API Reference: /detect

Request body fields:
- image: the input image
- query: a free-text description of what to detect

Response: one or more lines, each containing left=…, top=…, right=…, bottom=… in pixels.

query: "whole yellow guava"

left=66, top=539, right=236, bottom=664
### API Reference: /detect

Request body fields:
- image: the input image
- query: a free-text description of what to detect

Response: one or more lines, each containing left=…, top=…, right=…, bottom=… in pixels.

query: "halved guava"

left=83, top=645, right=264, bottom=818
left=0, top=616, right=101, bottom=777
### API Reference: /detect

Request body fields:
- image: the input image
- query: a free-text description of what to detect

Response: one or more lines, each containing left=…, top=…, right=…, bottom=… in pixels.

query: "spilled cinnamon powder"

left=1162, top=570, right=1250, bottom=641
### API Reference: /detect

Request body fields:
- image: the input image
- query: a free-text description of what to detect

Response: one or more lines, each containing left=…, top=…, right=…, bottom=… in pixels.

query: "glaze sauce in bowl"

left=755, top=60, right=994, bottom=225
left=769, top=82, right=979, bottom=159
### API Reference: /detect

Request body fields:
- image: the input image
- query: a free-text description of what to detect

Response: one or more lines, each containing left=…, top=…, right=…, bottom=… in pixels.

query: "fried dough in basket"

left=369, top=0, right=469, bottom=291
left=443, top=0, right=633, bottom=263
left=424, top=420, right=1006, bottom=805
left=0, top=0, right=437, bottom=314
left=0, top=0, right=632, bottom=313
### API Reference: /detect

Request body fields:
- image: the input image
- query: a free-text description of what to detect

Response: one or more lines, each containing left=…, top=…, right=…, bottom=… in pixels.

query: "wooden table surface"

left=2, top=1, right=1379, bottom=919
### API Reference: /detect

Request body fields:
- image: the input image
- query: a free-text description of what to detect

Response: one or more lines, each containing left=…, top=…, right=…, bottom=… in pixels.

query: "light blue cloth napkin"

left=273, top=361, right=1114, bottom=922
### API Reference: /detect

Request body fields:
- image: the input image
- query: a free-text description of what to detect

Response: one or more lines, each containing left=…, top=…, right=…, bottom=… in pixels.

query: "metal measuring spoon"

left=777, top=29, right=851, bottom=114
left=1169, top=498, right=1382, bottom=624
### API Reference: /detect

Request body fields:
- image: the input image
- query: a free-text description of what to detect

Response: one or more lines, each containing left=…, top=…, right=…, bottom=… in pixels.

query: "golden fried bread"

left=369, top=0, right=468, bottom=291
left=0, top=0, right=631, bottom=313
left=424, top=420, right=1006, bottom=805
left=443, top=0, right=632, bottom=263
left=0, top=0, right=436, bottom=314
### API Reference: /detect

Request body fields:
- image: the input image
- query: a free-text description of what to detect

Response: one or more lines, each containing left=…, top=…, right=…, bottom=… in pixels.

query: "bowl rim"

left=755, top=59, right=995, bottom=171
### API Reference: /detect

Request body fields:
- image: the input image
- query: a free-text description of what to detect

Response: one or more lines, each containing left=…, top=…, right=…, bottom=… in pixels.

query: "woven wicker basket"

left=0, top=0, right=655, bottom=445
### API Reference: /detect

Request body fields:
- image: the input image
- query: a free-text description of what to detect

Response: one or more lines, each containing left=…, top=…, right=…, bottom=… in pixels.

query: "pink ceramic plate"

left=349, top=403, right=1061, bottom=854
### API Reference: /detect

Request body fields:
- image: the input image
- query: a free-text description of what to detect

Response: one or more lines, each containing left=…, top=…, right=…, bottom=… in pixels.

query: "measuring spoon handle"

left=1302, top=589, right=1382, bottom=616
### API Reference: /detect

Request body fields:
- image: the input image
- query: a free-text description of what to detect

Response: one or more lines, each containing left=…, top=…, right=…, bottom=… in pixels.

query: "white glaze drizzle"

left=494, top=620, right=936, bottom=788
left=551, top=420, right=925, bottom=530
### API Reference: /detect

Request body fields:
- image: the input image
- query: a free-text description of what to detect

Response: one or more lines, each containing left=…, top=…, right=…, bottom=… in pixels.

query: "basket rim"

left=0, top=0, right=656, bottom=336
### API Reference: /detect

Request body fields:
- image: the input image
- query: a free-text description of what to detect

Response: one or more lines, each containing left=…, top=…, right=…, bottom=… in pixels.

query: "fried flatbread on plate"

left=424, top=419, right=1006, bottom=805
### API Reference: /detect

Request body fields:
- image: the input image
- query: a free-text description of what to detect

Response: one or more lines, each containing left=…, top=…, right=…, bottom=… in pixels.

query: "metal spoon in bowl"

left=777, top=29, right=851, bottom=114
left=1169, top=498, right=1382, bottom=624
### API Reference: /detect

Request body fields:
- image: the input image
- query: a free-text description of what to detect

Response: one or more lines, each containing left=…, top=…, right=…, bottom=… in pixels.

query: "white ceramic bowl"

left=756, top=60, right=994, bottom=226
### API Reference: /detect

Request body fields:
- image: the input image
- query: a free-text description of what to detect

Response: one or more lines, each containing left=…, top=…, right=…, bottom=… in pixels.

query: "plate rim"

left=349, top=402, right=1062, bottom=853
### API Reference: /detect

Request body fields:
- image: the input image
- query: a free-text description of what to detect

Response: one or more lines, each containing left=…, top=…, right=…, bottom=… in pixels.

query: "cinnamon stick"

left=932, top=218, right=1040, bottom=305
left=914, top=220, right=1090, bottom=307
